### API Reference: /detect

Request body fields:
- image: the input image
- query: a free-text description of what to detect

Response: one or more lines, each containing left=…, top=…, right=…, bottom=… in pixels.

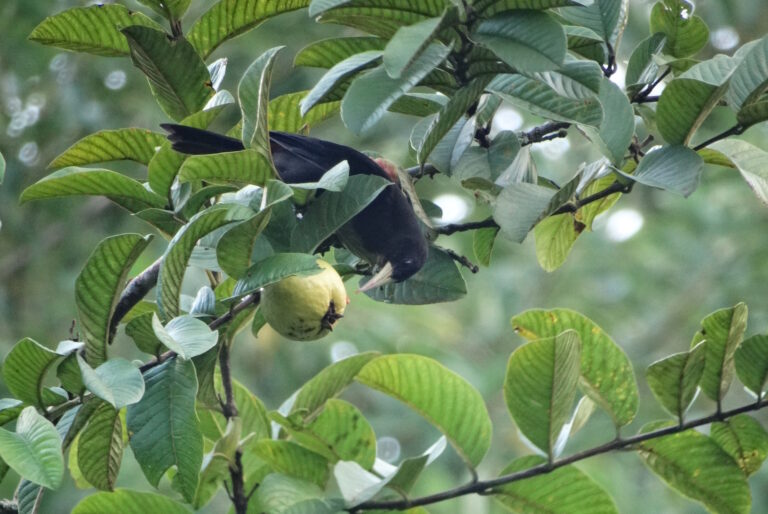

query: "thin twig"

left=352, top=398, right=768, bottom=511
left=219, top=338, right=248, bottom=513
left=520, top=121, right=571, bottom=147
left=439, top=246, right=479, bottom=273
left=435, top=218, right=498, bottom=236
left=634, top=95, right=660, bottom=104
left=693, top=125, right=745, bottom=151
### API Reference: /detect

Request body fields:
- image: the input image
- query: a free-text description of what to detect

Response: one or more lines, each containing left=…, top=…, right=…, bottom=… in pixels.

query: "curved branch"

left=352, top=398, right=768, bottom=511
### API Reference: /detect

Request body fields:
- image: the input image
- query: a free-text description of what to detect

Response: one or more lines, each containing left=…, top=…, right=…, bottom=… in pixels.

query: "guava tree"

left=1, top=0, right=768, bottom=513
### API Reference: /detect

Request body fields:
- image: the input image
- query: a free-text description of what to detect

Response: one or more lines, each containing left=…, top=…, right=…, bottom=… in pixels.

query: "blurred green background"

left=1, top=1, right=768, bottom=512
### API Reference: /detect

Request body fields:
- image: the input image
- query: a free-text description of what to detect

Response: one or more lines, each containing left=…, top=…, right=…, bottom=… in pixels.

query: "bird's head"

left=357, top=235, right=428, bottom=292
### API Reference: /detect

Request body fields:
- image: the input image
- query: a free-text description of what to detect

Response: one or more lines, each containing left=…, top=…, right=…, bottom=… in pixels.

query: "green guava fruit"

left=260, top=259, right=348, bottom=341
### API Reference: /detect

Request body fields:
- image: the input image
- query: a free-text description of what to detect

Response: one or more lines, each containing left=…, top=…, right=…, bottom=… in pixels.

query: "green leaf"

left=711, top=414, right=768, bottom=476
left=151, top=315, right=218, bottom=359
left=20, top=167, right=166, bottom=212
left=577, top=169, right=623, bottom=230
left=473, top=11, right=566, bottom=72
left=356, top=354, right=492, bottom=468
left=157, top=204, right=252, bottom=319
left=122, top=27, right=214, bottom=122
left=417, top=77, right=491, bottom=165
left=276, top=399, right=376, bottom=469
left=126, top=358, right=202, bottom=503
left=505, top=330, right=581, bottom=456
left=295, top=37, right=386, bottom=68
left=269, top=92, right=340, bottom=132
left=48, top=129, right=165, bottom=170
left=474, top=227, right=499, bottom=267
left=200, top=378, right=270, bottom=443
left=300, top=51, right=382, bottom=116
left=727, top=36, right=768, bottom=111
left=637, top=422, right=751, bottom=514
left=478, top=0, right=590, bottom=16
left=645, top=342, right=706, bottom=419
left=290, top=352, right=381, bottom=417
left=494, top=455, right=618, bottom=514
left=362, top=246, right=467, bottom=305
left=256, top=473, right=337, bottom=514
left=585, top=78, right=634, bottom=165
left=622, top=145, right=703, bottom=197
left=734, top=334, right=768, bottom=398
left=695, top=303, right=748, bottom=403
left=75, top=234, right=152, bottom=366
left=649, top=0, right=709, bottom=58
left=78, top=357, right=145, bottom=409
left=2, top=338, right=59, bottom=408
left=216, top=210, right=272, bottom=279
left=534, top=213, right=581, bottom=272
left=342, top=43, right=451, bottom=133
left=28, top=5, right=162, bottom=57
left=251, top=440, right=329, bottom=487
left=710, top=140, right=768, bottom=206
left=0, top=407, right=63, bottom=489
left=493, top=182, right=557, bottom=243
left=72, top=489, right=191, bottom=514
left=178, top=149, right=274, bottom=185
left=309, top=0, right=352, bottom=16
left=564, top=24, right=607, bottom=63
left=512, top=309, right=639, bottom=427
left=126, top=313, right=164, bottom=356
left=560, top=0, right=630, bottom=47
left=626, top=33, right=667, bottom=91
left=240, top=47, right=283, bottom=151
left=0, top=399, right=25, bottom=426
left=657, top=56, right=737, bottom=145
left=137, top=0, right=191, bottom=20
left=384, top=13, right=453, bottom=78
left=188, top=0, right=310, bottom=59
left=316, top=4, right=440, bottom=39
left=290, top=174, right=390, bottom=253
left=488, top=74, right=603, bottom=126
left=77, top=401, right=123, bottom=491
left=16, top=479, right=44, bottom=514
left=737, top=97, right=768, bottom=128
left=232, top=253, right=322, bottom=298
left=528, top=59, right=603, bottom=100
left=148, top=104, right=233, bottom=201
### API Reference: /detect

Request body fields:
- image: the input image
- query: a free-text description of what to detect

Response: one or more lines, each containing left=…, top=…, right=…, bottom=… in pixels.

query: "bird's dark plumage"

left=160, top=124, right=428, bottom=284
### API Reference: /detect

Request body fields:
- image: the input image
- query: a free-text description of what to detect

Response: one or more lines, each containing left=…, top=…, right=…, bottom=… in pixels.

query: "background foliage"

left=1, top=0, right=768, bottom=513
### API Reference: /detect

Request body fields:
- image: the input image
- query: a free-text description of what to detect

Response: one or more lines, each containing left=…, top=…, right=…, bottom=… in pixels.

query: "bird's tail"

left=160, top=123, right=245, bottom=155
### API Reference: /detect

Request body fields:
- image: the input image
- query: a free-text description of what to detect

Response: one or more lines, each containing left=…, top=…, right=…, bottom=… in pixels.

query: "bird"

left=160, top=124, right=428, bottom=291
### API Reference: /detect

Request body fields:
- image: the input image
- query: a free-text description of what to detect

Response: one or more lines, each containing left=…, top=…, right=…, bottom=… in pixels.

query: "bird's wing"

left=269, top=132, right=391, bottom=181
left=160, top=124, right=392, bottom=184
left=160, top=123, right=245, bottom=154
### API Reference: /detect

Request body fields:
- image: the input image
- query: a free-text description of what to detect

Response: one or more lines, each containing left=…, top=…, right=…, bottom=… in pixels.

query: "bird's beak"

left=357, top=261, right=394, bottom=293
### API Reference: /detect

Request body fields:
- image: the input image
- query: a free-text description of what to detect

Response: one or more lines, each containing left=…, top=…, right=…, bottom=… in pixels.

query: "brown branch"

left=520, top=121, right=571, bottom=147
left=352, top=398, right=768, bottom=511
left=219, top=335, right=247, bottom=513
left=436, top=218, right=498, bottom=236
